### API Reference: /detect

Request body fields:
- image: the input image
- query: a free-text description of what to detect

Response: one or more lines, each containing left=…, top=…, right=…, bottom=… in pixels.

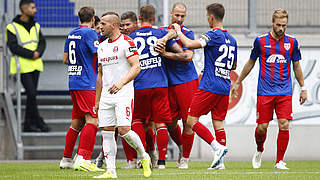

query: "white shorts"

left=98, top=96, right=133, bottom=127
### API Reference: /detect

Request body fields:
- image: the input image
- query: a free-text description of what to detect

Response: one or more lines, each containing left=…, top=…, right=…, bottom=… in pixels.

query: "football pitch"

left=0, top=161, right=320, bottom=179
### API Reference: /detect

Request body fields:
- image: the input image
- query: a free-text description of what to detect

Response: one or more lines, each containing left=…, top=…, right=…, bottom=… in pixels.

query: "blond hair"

left=272, top=9, right=288, bottom=22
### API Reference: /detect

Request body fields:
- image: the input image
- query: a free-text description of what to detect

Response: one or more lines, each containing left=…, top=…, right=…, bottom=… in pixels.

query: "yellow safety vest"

left=6, top=22, right=43, bottom=74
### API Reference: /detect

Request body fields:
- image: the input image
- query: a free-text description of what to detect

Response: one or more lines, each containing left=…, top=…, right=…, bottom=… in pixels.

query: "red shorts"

left=133, top=87, right=172, bottom=124
left=257, top=95, right=292, bottom=123
left=188, top=89, right=229, bottom=120
left=70, top=90, right=97, bottom=119
left=169, top=79, right=198, bottom=121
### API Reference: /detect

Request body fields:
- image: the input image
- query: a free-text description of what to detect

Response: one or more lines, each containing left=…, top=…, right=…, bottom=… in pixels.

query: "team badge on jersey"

left=284, top=43, right=291, bottom=51
left=113, top=46, right=118, bottom=53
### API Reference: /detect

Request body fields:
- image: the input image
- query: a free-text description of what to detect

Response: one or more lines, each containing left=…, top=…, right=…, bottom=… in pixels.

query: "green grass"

left=0, top=161, right=320, bottom=179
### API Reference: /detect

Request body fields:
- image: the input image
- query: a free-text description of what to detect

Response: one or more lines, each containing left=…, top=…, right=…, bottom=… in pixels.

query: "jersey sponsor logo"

left=68, top=65, right=83, bottom=76
left=100, top=56, right=119, bottom=65
left=284, top=43, right=291, bottom=51
left=113, top=46, right=118, bottom=53
left=136, top=31, right=152, bottom=36
left=94, top=40, right=99, bottom=48
left=139, top=57, right=162, bottom=70
left=215, top=67, right=230, bottom=79
left=266, top=54, right=287, bottom=63
left=68, top=34, right=82, bottom=39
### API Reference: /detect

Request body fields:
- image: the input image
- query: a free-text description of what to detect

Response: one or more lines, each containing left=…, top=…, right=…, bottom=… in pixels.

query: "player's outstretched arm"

left=231, top=58, right=256, bottom=98
left=292, top=60, right=307, bottom=105
left=95, top=64, right=103, bottom=113
left=172, top=23, right=202, bottom=49
left=108, top=54, right=141, bottom=94
left=63, top=52, right=68, bottom=64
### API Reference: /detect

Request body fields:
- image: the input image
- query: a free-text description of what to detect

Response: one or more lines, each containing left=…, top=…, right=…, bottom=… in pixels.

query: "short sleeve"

left=85, top=30, right=99, bottom=54
left=291, top=38, right=302, bottom=62
left=250, top=37, right=261, bottom=61
left=199, top=31, right=217, bottom=48
left=124, top=37, right=138, bottom=59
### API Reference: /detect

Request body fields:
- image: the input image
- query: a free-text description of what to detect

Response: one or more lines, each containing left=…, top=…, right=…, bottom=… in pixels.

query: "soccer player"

left=157, top=2, right=198, bottom=169
left=230, top=9, right=306, bottom=170
left=120, top=11, right=159, bottom=169
left=171, top=3, right=237, bottom=169
left=93, top=12, right=152, bottom=178
left=129, top=4, right=183, bottom=169
left=59, top=7, right=102, bottom=172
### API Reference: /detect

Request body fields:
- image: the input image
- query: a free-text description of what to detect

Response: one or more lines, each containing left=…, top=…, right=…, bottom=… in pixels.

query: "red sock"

left=121, top=138, right=137, bottom=161
left=255, top=127, right=267, bottom=152
left=168, top=124, right=182, bottom=147
left=64, top=127, right=79, bottom=158
left=276, top=129, right=289, bottom=163
left=182, top=131, right=194, bottom=158
left=78, top=123, right=98, bottom=160
left=132, top=121, right=147, bottom=150
left=156, top=126, right=169, bottom=161
left=215, top=128, right=226, bottom=146
left=146, top=127, right=155, bottom=152
left=192, top=122, right=214, bottom=145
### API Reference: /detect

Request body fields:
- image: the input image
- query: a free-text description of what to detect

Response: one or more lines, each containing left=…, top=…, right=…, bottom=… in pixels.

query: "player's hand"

left=108, top=82, right=124, bottom=94
left=230, top=81, right=240, bottom=99
left=155, top=40, right=166, bottom=54
left=94, top=103, right=99, bottom=114
left=172, top=23, right=181, bottom=33
left=300, top=90, right=307, bottom=105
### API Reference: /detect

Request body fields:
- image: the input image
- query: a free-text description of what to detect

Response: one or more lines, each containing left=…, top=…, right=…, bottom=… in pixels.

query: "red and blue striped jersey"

left=160, top=25, right=198, bottom=85
left=250, top=32, right=302, bottom=96
left=64, top=25, right=99, bottom=90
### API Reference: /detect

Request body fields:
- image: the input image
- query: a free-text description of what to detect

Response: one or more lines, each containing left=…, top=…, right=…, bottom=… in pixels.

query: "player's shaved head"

left=172, top=2, right=186, bottom=12
left=102, top=12, right=120, bottom=27
left=139, top=4, right=155, bottom=22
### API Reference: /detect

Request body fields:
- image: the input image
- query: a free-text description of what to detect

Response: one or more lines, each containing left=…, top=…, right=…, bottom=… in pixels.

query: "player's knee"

left=257, top=125, right=267, bottom=134
left=278, top=120, right=289, bottom=130
left=118, top=126, right=131, bottom=136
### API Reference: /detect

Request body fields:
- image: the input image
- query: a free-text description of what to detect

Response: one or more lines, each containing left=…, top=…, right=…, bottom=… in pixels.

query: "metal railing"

left=1, top=6, right=23, bottom=160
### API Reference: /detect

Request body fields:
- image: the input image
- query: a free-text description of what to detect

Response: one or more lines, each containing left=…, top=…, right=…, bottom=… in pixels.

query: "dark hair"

left=19, top=0, right=34, bottom=11
left=94, top=15, right=100, bottom=26
left=102, top=12, right=119, bottom=18
left=206, top=3, right=225, bottom=22
left=121, top=11, right=137, bottom=22
left=78, top=6, right=95, bottom=23
left=172, top=2, right=186, bottom=11
left=140, top=4, right=155, bottom=22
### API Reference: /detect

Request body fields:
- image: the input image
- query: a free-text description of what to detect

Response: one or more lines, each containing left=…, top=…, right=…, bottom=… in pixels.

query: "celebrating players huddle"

left=59, top=2, right=306, bottom=178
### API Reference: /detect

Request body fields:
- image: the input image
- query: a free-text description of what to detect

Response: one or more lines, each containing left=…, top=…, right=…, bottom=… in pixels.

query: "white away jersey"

left=98, top=34, right=138, bottom=100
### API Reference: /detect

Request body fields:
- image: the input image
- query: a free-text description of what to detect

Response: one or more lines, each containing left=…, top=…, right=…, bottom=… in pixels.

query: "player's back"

left=160, top=25, right=198, bottom=85
left=64, top=26, right=99, bottom=90
left=200, top=29, right=237, bottom=96
left=129, top=26, right=169, bottom=90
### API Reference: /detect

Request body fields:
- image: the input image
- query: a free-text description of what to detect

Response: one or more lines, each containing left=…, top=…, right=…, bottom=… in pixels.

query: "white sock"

left=102, top=131, right=117, bottom=172
left=210, top=140, right=222, bottom=151
left=122, top=130, right=149, bottom=159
